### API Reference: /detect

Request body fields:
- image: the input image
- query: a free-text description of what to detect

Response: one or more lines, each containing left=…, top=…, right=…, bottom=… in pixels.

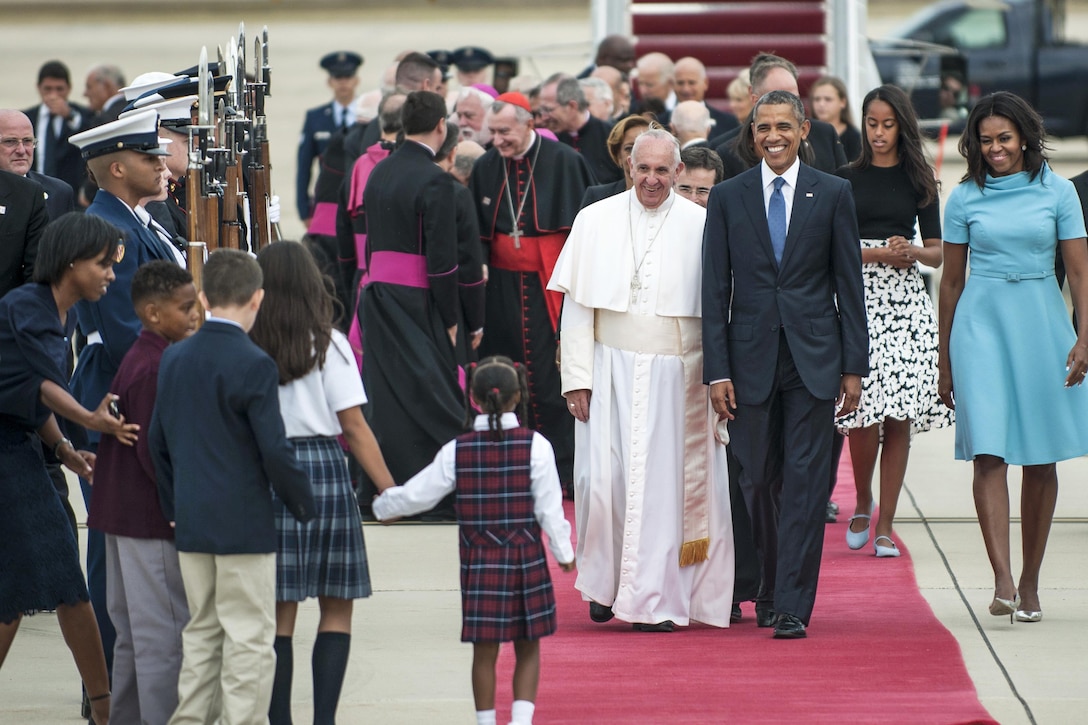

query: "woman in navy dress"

left=0, top=213, right=137, bottom=724
left=938, top=92, right=1088, bottom=624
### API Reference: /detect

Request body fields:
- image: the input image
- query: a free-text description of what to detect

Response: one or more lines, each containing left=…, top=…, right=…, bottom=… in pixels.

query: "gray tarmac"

left=2, top=4, right=1088, bottom=723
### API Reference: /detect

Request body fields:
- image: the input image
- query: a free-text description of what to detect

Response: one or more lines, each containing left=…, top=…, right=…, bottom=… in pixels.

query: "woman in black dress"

left=0, top=213, right=137, bottom=725
left=835, top=85, right=952, bottom=557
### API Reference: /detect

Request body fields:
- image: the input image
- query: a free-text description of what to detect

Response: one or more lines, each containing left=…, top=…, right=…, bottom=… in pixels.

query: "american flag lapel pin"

left=0, top=205, right=6, bottom=215
left=805, top=192, right=814, bottom=198
left=482, top=196, right=491, bottom=206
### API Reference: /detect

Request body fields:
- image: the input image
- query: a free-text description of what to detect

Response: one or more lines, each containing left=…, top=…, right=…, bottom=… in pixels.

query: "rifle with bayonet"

left=245, top=25, right=281, bottom=250
left=187, top=47, right=219, bottom=259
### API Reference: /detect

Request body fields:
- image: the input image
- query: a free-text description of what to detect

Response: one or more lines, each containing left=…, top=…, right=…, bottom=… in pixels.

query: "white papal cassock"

left=547, top=189, right=734, bottom=627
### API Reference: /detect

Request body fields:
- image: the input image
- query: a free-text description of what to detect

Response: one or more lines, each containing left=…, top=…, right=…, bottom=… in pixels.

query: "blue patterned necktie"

left=768, top=176, right=787, bottom=264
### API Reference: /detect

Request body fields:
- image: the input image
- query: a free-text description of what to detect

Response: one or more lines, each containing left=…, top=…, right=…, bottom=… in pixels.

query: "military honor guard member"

left=297, top=51, right=363, bottom=223
left=68, top=110, right=179, bottom=675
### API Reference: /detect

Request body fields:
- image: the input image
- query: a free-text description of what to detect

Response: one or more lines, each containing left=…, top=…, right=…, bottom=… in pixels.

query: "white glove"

left=267, top=194, right=281, bottom=225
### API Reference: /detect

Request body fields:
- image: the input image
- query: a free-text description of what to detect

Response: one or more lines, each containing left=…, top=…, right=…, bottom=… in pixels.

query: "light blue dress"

left=944, top=164, right=1088, bottom=464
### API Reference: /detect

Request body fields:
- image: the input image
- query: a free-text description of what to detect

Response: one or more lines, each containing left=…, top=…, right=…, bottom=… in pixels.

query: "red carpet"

left=494, top=451, right=998, bottom=724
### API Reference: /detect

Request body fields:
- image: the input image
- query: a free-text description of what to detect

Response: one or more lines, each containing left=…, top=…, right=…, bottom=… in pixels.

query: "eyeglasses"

left=0, top=137, right=37, bottom=150
left=677, top=185, right=712, bottom=198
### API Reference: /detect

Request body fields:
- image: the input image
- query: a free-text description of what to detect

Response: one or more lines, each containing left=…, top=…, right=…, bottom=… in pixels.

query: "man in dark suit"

left=702, top=90, right=868, bottom=639
left=576, top=34, right=637, bottom=79
left=1059, top=171, right=1088, bottom=291
left=538, top=74, right=622, bottom=184
left=671, top=100, right=714, bottom=150
left=0, top=169, right=47, bottom=299
left=635, top=52, right=677, bottom=125
left=711, top=53, right=846, bottom=174
left=296, top=51, right=363, bottom=223
left=23, top=60, right=91, bottom=198
left=0, top=109, right=75, bottom=220
left=675, top=56, right=739, bottom=136
left=83, top=64, right=127, bottom=125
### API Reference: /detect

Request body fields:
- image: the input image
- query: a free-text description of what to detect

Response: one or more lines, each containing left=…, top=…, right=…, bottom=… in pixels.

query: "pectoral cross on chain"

left=512, top=227, right=522, bottom=249
left=630, top=273, right=641, bottom=304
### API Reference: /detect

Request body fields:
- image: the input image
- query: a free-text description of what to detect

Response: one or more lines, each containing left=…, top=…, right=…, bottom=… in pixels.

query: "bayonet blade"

left=198, top=47, right=211, bottom=126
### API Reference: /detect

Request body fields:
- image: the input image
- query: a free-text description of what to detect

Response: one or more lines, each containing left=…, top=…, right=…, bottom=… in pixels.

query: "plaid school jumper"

left=454, top=428, right=558, bottom=643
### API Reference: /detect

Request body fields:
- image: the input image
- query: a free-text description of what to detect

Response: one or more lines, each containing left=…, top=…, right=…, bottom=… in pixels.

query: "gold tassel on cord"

left=678, top=537, right=710, bottom=568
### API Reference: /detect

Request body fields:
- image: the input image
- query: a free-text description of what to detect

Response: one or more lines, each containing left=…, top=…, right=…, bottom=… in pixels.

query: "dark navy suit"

left=702, top=161, right=867, bottom=625
left=0, top=170, right=47, bottom=299
left=27, top=170, right=75, bottom=220
left=23, top=102, right=92, bottom=197
left=72, top=190, right=177, bottom=425
left=151, top=320, right=314, bottom=553
left=296, top=101, right=340, bottom=220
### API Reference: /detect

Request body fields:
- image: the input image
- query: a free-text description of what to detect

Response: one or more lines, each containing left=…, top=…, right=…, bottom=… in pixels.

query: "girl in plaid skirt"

left=250, top=242, right=396, bottom=725
left=373, top=357, right=575, bottom=725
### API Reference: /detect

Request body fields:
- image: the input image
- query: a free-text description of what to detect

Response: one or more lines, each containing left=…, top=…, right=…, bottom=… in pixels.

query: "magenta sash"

left=306, top=202, right=337, bottom=237
left=368, top=251, right=428, bottom=288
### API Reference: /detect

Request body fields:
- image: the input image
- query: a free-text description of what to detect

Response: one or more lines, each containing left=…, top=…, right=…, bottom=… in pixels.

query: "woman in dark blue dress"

left=0, top=213, right=138, bottom=725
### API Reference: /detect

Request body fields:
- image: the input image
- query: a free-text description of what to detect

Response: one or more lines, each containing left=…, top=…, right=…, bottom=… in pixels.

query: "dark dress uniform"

left=296, top=102, right=341, bottom=221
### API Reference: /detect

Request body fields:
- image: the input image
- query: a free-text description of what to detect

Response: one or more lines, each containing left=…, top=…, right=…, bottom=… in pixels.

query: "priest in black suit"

left=538, top=74, right=622, bottom=185
left=469, top=92, right=596, bottom=489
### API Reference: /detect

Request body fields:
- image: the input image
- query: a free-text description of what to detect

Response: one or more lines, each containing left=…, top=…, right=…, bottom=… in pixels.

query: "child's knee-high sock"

left=312, top=631, right=351, bottom=725
left=270, top=635, right=294, bottom=725
left=476, top=710, right=497, bottom=725
left=511, top=699, right=536, bottom=724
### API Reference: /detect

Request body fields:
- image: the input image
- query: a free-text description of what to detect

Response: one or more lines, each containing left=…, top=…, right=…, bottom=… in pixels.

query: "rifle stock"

left=186, top=241, right=207, bottom=329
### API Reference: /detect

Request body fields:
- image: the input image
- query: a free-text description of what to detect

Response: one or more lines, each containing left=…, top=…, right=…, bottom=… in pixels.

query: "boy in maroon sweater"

left=87, top=260, right=199, bottom=725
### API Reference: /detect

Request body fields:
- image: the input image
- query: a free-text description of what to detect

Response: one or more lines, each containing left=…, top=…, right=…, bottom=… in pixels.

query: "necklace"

left=501, top=138, right=541, bottom=249
left=628, top=194, right=673, bottom=304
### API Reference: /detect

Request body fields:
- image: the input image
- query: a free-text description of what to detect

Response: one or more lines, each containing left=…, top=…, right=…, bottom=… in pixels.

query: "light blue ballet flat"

left=845, top=502, right=874, bottom=550
left=874, top=535, right=901, bottom=558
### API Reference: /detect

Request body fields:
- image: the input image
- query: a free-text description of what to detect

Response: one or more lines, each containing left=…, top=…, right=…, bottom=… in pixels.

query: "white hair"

left=631, top=128, right=681, bottom=168
left=579, top=77, right=613, bottom=103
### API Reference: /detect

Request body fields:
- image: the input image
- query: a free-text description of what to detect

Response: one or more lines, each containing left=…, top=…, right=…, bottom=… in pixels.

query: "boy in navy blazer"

left=151, top=249, right=314, bottom=724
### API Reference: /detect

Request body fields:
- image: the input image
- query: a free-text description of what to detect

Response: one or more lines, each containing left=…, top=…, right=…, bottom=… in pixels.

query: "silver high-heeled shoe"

left=1014, top=610, right=1043, bottom=623
left=989, top=593, right=1020, bottom=623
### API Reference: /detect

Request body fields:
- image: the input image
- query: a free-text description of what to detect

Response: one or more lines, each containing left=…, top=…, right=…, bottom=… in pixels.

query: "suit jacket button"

left=770, top=325, right=779, bottom=332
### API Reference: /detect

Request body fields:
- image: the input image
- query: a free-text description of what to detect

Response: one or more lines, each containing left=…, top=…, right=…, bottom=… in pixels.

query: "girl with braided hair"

left=374, top=356, right=575, bottom=725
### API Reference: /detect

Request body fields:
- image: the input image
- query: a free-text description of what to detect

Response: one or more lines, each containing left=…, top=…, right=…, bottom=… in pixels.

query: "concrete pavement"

left=4, top=426, right=1087, bottom=723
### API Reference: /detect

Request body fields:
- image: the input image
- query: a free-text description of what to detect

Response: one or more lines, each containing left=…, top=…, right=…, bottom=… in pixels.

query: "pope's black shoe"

left=589, top=601, right=614, bottom=623
left=772, top=613, right=807, bottom=639
left=755, top=603, right=776, bottom=628
left=632, top=620, right=675, bottom=632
